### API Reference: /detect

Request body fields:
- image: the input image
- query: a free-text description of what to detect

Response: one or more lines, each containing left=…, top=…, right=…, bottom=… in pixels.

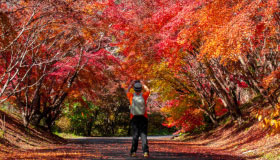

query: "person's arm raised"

left=141, top=81, right=150, bottom=93
left=126, top=81, right=134, bottom=94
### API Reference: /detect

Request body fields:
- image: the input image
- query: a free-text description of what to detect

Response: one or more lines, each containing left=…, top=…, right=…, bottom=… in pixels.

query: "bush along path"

left=2, top=136, right=246, bottom=160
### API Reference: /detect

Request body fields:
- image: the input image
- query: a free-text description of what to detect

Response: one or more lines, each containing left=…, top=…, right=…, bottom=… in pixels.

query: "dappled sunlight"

left=0, top=0, right=280, bottom=159
left=2, top=138, right=245, bottom=159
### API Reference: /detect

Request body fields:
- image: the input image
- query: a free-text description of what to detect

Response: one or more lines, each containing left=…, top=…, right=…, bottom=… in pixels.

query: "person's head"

left=133, top=80, right=142, bottom=93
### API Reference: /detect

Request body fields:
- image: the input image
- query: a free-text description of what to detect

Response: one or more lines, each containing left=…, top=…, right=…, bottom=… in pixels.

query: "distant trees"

left=56, top=83, right=130, bottom=136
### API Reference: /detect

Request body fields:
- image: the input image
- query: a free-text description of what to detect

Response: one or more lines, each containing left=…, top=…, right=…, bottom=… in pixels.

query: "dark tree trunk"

left=86, top=116, right=94, bottom=136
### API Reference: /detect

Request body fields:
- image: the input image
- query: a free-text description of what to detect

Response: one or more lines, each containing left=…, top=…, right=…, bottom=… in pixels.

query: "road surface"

left=4, top=136, right=245, bottom=159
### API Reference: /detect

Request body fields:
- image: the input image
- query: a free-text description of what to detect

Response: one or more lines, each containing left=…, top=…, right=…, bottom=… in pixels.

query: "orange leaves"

left=176, top=28, right=197, bottom=48
left=82, top=28, right=92, bottom=39
left=175, top=0, right=280, bottom=64
left=5, top=150, right=102, bottom=159
left=199, top=0, right=254, bottom=61
left=69, top=90, right=81, bottom=99
left=101, top=0, right=279, bottom=134
left=161, top=94, right=205, bottom=133
left=83, top=2, right=107, bottom=15
left=262, top=74, right=275, bottom=89
left=262, top=67, right=280, bottom=89
left=256, top=103, right=280, bottom=135
left=81, top=27, right=100, bottom=43
left=177, top=29, right=188, bottom=45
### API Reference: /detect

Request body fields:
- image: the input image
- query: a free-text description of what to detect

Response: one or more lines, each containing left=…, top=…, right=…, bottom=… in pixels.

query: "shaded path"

left=4, top=136, right=245, bottom=159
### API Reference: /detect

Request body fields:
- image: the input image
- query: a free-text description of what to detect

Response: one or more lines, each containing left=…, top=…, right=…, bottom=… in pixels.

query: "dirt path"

left=4, top=136, right=245, bottom=160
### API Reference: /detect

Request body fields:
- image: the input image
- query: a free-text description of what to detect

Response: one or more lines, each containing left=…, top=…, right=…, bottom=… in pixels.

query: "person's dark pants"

left=130, top=115, right=149, bottom=154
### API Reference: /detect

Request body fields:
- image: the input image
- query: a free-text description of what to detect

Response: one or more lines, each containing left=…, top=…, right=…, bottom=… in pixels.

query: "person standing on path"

left=126, top=80, right=150, bottom=158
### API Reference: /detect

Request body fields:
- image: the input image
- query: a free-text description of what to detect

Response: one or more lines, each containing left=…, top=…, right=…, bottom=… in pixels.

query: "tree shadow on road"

left=3, top=138, right=248, bottom=160
left=4, top=147, right=247, bottom=160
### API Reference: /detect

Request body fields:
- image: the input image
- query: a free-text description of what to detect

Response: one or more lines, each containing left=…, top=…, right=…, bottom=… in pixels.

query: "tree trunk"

left=22, top=113, right=30, bottom=128
left=199, top=106, right=218, bottom=125
left=46, top=116, right=53, bottom=131
left=86, top=116, right=94, bottom=136
left=208, top=113, right=218, bottom=125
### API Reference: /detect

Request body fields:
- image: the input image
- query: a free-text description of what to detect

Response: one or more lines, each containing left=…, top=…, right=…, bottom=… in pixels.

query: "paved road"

left=4, top=136, right=245, bottom=159
left=63, top=136, right=244, bottom=160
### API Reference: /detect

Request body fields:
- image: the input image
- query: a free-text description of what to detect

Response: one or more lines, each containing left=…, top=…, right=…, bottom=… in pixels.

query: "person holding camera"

left=126, top=80, right=150, bottom=158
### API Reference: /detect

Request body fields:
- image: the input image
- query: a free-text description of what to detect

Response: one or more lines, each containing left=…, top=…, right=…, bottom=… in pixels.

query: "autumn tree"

left=104, top=0, right=279, bottom=133
left=1, top=0, right=278, bottom=134
left=1, top=0, right=119, bottom=129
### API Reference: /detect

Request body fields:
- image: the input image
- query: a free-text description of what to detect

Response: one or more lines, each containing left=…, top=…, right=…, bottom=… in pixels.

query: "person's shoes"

left=131, top=152, right=136, bottom=157
left=144, top=152, right=149, bottom=158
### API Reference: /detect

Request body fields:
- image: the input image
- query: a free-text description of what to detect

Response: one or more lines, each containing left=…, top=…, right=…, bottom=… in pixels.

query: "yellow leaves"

left=257, top=103, right=280, bottom=134
left=109, top=114, right=115, bottom=121
left=276, top=103, right=280, bottom=109
left=84, top=4, right=95, bottom=15
left=160, top=107, right=169, bottom=113
left=258, top=115, right=262, bottom=121
left=272, top=110, right=279, bottom=117
left=270, top=120, right=277, bottom=127
left=264, top=118, right=269, bottom=125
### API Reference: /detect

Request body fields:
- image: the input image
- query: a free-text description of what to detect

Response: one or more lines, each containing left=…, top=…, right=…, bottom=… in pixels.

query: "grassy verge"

left=148, top=128, right=175, bottom=136
left=53, top=132, right=83, bottom=139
